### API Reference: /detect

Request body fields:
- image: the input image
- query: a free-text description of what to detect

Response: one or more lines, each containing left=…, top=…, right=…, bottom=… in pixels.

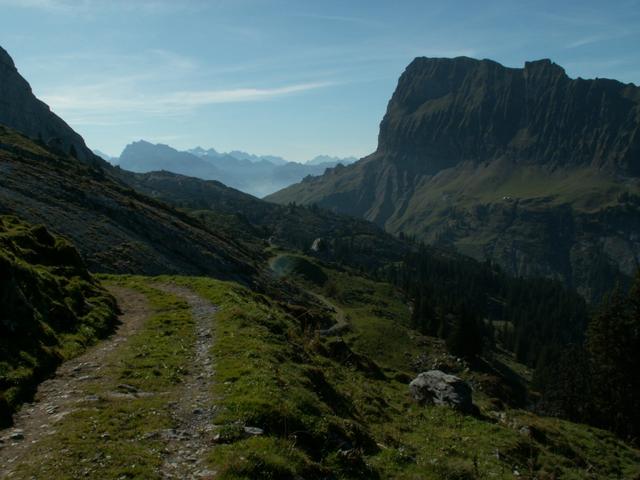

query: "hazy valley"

left=104, top=140, right=356, bottom=198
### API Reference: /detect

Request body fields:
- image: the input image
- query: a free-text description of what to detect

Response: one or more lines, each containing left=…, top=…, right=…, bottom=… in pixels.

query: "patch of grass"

left=321, top=267, right=417, bottom=372
left=210, top=436, right=321, bottom=480
left=0, top=125, right=57, bottom=158
left=168, top=276, right=379, bottom=478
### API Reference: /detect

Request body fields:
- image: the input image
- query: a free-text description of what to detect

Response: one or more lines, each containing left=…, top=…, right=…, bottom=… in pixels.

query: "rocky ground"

left=155, top=284, right=218, bottom=479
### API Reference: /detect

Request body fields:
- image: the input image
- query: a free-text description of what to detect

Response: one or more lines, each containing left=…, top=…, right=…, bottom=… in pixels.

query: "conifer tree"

left=446, top=308, right=482, bottom=360
left=586, top=278, right=640, bottom=440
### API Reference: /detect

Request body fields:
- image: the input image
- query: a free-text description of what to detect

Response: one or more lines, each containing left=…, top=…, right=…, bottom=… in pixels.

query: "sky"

left=1, top=0, right=639, bottom=161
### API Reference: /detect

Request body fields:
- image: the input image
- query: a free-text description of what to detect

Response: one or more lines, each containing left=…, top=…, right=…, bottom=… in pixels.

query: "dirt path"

left=154, top=284, right=218, bottom=480
left=0, top=286, right=151, bottom=478
left=268, top=253, right=349, bottom=336
left=0, top=283, right=220, bottom=479
left=310, top=291, right=350, bottom=336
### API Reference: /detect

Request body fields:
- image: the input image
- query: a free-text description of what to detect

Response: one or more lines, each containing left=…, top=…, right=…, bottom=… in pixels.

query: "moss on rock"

left=0, top=215, right=117, bottom=426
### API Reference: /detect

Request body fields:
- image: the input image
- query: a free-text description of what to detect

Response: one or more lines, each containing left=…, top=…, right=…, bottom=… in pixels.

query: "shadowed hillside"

left=0, top=46, right=101, bottom=166
left=0, top=125, right=258, bottom=281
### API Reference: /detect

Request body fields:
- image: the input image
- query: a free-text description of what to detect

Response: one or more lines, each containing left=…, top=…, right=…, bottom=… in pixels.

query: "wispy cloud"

left=42, top=81, right=335, bottom=125
left=165, top=82, right=334, bottom=106
left=288, top=13, right=385, bottom=29
left=566, top=35, right=606, bottom=48
left=0, top=0, right=202, bottom=14
left=565, top=30, right=635, bottom=49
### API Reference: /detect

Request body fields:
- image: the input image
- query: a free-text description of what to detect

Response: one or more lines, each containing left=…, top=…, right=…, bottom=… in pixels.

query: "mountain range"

left=267, top=57, right=640, bottom=300
left=103, top=141, right=356, bottom=197
left=1, top=43, right=639, bottom=478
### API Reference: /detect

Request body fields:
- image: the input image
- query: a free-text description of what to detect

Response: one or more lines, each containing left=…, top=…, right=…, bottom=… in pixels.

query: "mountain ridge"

left=0, top=125, right=259, bottom=281
left=376, top=56, right=640, bottom=175
left=0, top=46, right=102, bottom=166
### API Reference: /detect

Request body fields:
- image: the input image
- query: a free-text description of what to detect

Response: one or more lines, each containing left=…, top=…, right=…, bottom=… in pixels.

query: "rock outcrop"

left=0, top=45, right=100, bottom=166
left=0, top=215, right=117, bottom=425
left=409, top=370, right=473, bottom=413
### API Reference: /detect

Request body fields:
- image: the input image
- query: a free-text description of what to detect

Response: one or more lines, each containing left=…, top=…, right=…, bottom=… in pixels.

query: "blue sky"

left=1, top=0, right=639, bottom=161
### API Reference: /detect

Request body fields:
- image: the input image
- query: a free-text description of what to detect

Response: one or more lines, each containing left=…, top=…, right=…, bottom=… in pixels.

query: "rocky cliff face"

left=378, top=57, right=640, bottom=175
left=0, top=46, right=100, bottom=166
left=267, top=57, right=640, bottom=299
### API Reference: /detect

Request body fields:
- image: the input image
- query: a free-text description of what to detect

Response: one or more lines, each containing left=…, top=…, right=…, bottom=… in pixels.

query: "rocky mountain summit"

left=268, top=57, right=640, bottom=299
left=0, top=46, right=100, bottom=165
left=378, top=57, right=640, bottom=175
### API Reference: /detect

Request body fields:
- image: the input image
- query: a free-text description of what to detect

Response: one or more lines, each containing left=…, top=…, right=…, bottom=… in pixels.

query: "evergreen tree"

left=585, top=278, right=640, bottom=441
left=446, top=308, right=483, bottom=360
left=534, top=345, right=592, bottom=422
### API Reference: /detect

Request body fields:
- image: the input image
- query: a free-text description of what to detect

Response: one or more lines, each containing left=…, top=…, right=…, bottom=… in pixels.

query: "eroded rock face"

left=378, top=57, right=640, bottom=175
left=409, top=370, right=473, bottom=413
left=0, top=45, right=100, bottom=166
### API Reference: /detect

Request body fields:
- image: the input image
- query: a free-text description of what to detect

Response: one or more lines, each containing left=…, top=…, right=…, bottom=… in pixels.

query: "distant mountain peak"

left=189, top=146, right=218, bottom=156
left=306, top=155, right=358, bottom=166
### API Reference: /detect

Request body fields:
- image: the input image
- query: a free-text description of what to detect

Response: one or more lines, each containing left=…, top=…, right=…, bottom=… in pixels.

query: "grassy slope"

left=0, top=216, right=117, bottom=426
left=405, top=162, right=630, bottom=212
left=385, top=161, right=639, bottom=240
left=268, top=154, right=640, bottom=218
left=10, top=272, right=640, bottom=479
left=263, top=254, right=640, bottom=479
